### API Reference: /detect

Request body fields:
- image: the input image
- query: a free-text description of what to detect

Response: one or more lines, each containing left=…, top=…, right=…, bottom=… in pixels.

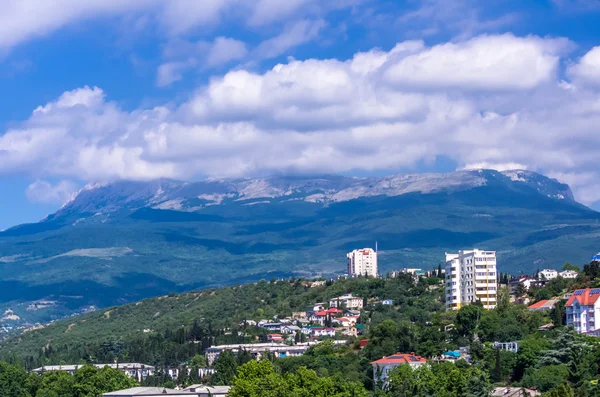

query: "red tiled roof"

left=313, top=311, right=328, bottom=316
left=326, top=308, right=342, bottom=313
left=528, top=300, right=549, bottom=310
left=371, top=353, right=427, bottom=365
left=359, top=340, right=369, bottom=348
left=566, top=288, right=600, bottom=306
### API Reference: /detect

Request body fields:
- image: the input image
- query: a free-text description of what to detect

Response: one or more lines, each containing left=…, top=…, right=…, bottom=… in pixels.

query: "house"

left=510, top=277, right=545, bottom=295
left=291, top=312, right=307, bottom=319
left=382, top=299, right=393, bottom=305
left=307, top=327, right=336, bottom=338
left=359, top=339, right=369, bottom=349
left=103, top=386, right=230, bottom=396
left=258, top=322, right=282, bottom=332
left=527, top=299, right=557, bottom=312
left=267, top=334, right=284, bottom=342
left=566, top=288, right=600, bottom=334
left=309, top=311, right=328, bottom=326
left=329, top=294, right=363, bottom=310
left=305, top=303, right=325, bottom=314
left=325, top=307, right=343, bottom=315
left=538, top=269, right=558, bottom=280
left=493, top=342, right=519, bottom=352
left=332, top=316, right=358, bottom=327
left=371, top=353, right=427, bottom=383
left=281, top=325, right=301, bottom=334
left=240, top=320, right=256, bottom=326
left=559, top=270, right=578, bottom=279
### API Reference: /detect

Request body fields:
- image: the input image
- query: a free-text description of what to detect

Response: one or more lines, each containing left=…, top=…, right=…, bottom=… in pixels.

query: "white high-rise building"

left=445, top=249, right=498, bottom=311
left=347, top=248, right=378, bottom=277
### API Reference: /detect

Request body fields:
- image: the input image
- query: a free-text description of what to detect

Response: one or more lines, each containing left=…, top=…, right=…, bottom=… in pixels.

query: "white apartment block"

left=538, top=269, right=558, bottom=280
left=445, top=249, right=498, bottom=311
left=347, top=248, right=378, bottom=277
left=329, top=294, right=364, bottom=310
left=566, top=288, right=600, bottom=335
left=559, top=270, right=578, bottom=279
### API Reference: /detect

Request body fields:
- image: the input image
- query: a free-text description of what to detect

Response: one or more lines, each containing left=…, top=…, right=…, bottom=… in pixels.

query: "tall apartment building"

left=445, top=249, right=498, bottom=311
left=347, top=248, right=378, bottom=277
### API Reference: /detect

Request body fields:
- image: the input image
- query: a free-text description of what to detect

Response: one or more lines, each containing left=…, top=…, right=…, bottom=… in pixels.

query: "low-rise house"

left=329, top=294, right=364, bottom=310
left=527, top=299, right=557, bottom=312
left=259, top=322, right=282, bottom=332
left=305, top=303, right=325, bottom=314
left=291, top=312, right=307, bottom=319
left=309, top=327, right=336, bottom=338
left=559, top=270, right=578, bottom=279
left=538, top=269, right=558, bottom=280
left=267, top=334, right=284, bottom=342
left=371, top=353, right=427, bottom=383
left=309, top=311, right=328, bottom=326
left=281, top=325, right=301, bottom=334
left=566, top=288, right=600, bottom=334
left=493, top=341, right=519, bottom=353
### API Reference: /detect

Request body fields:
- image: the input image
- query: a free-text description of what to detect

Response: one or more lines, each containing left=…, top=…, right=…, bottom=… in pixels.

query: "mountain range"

left=1, top=169, right=599, bottom=324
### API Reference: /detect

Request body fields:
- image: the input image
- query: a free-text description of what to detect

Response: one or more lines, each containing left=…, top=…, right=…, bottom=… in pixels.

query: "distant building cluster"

left=445, top=249, right=498, bottom=311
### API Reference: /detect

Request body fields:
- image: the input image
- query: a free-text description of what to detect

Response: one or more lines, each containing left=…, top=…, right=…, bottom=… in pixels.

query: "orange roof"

left=528, top=300, right=549, bottom=310
left=313, top=311, right=328, bottom=316
left=371, top=353, right=427, bottom=365
left=566, top=288, right=600, bottom=306
left=326, top=308, right=342, bottom=313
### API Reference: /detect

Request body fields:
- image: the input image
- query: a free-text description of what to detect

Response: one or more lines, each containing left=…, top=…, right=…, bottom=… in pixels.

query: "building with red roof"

left=267, top=334, right=284, bottom=342
left=566, top=288, right=600, bottom=334
left=371, top=353, right=427, bottom=383
left=527, top=299, right=556, bottom=312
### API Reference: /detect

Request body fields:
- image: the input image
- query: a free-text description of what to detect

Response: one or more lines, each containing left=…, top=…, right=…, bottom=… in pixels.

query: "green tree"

left=212, top=350, right=238, bottom=385
left=0, top=362, right=32, bottom=397
left=456, top=305, right=483, bottom=340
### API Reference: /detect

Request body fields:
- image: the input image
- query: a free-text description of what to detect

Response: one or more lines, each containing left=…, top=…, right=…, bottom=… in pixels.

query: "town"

left=17, top=248, right=600, bottom=397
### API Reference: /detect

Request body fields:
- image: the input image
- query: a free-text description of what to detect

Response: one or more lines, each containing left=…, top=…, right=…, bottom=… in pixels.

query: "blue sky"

left=1, top=0, right=600, bottom=229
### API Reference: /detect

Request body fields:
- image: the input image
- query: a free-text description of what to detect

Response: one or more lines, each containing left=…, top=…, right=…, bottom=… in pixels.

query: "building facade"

left=559, top=270, right=578, bottom=279
left=32, top=363, right=154, bottom=382
left=445, top=249, right=498, bottom=311
left=566, top=288, right=600, bottom=335
left=539, top=269, right=558, bottom=280
left=329, top=294, right=364, bottom=310
left=347, top=248, right=378, bottom=277
left=371, top=353, right=427, bottom=384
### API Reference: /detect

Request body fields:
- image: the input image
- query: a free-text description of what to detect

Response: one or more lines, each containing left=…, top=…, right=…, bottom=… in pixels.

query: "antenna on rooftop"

left=375, top=241, right=378, bottom=253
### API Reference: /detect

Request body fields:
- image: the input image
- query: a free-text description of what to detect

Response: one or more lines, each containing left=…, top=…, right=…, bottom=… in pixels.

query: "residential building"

left=538, top=269, right=558, bottom=280
left=565, top=288, right=600, bottom=334
left=382, top=299, right=393, bottom=305
left=104, top=386, right=230, bottom=396
left=510, top=277, right=545, bottom=295
left=445, top=249, right=498, bottom=311
left=258, top=322, right=281, bottom=332
left=267, top=334, right=284, bottom=342
left=309, top=310, right=327, bottom=325
left=559, top=270, right=578, bottom=279
left=493, top=342, right=519, bottom=353
left=347, top=248, right=378, bottom=277
left=527, top=299, right=557, bottom=312
left=371, top=353, right=427, bottom=383
left=329, top=294, right=364, bottom=310
left=205, top=341, right=348, bottom=365
left=308, top=327, right=336, bottom=338
left=33, top=363, right=154, bottom=382
left=281, top=325, right=301, bottom=334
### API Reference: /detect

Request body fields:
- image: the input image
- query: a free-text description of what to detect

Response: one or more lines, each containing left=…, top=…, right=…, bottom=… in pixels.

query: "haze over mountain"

left=0, top=169, right=598, bottom=324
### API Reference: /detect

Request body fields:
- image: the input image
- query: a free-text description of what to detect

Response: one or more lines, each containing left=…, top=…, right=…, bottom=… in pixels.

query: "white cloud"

left=206, top=37, right=248, bottom=67
left=156, top=60, right=196, bottom=87
left=254, top=19, right=326, bottom=60
left=383, top=34, right=570, bottom=90
left=2, top=34, right=600, bottom=206
left=26, top=180, right=78, bottom=204
left=568, top=46, right=600, bottom=85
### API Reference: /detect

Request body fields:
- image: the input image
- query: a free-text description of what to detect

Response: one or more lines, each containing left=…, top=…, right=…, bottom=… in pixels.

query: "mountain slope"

left=0, top=169, right=598, bottom=324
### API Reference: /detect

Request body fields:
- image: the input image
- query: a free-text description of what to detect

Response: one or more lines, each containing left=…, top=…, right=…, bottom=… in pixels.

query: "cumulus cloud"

left=26, top=180, right=78, bottom=204
left=2, top=34, right=600, bottom=206
left=383, top=34, right=570, bottom=90
left=254, top=19, right=326, bottom=60
left=568, top=46, right=600, bottom=85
